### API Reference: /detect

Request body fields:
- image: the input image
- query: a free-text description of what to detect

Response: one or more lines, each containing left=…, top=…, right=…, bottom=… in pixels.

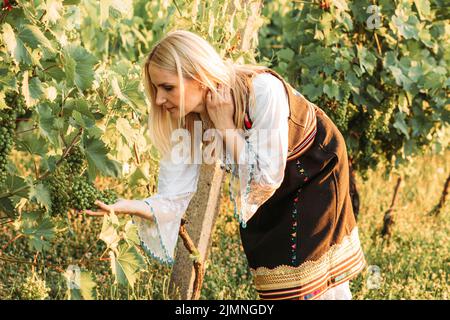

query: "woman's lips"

left=164, top=105, right=177, bottom=112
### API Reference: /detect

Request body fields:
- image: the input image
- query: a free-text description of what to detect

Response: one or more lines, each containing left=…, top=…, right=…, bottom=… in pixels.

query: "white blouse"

left=133, top=72, right=290, bottom=264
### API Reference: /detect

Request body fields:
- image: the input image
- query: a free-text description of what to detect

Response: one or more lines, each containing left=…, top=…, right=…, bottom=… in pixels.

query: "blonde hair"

left=143, top=29, right=269, bottom=156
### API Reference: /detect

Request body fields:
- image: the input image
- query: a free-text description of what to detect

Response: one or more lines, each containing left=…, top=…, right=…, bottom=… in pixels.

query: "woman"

left=85, top=30, right=366, bottom=300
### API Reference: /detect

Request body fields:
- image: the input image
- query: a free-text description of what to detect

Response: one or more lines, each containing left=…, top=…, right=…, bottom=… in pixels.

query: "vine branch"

left=178, top=218, right=204, bottom=300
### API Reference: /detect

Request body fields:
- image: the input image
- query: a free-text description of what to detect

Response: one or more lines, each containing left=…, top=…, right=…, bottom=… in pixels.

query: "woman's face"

left=148, top=63, right=207, bottom=119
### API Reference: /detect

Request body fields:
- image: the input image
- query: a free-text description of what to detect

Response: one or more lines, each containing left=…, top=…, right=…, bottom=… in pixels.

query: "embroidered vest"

left=245, top=68, right=320, bottom=162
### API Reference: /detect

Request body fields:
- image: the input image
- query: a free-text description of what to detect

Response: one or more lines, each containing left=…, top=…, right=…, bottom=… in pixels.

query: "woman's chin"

left=169, top=110, right=179, bottom=118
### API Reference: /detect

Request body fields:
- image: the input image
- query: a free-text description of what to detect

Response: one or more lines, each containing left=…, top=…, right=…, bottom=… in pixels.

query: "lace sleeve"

left=133, top=153, right=200, bottom=264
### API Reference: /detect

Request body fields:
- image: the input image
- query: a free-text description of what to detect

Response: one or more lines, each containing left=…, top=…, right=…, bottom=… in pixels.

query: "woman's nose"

left=155, top=90, right=166, bottom=106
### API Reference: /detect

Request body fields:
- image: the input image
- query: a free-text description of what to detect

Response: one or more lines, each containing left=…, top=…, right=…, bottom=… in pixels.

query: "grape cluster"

left=322, top=94, right=349, bottom=132
left=43, top=168, right=70, bottom=217
left=65, top=145, right=84, bottom=175
left=0, top=91, right=26, bottom=185
left=69, top=176, right=118, bottom=211
left=70, top=177, right=99, bottom=211
left=98, top=188, right=118, bottom=205
left=18, top=274, right=50, bottom=300
left=348, top=83, right=402, bottom=174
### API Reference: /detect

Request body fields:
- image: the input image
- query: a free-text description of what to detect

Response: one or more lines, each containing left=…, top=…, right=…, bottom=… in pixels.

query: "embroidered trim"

left=290, top=194, right=298, bottom=265
left=227, top=135, right=257, bottom=229
left=290, top=159, right=311, bottom=265
left=134, top=202, right=175, bottom=265
left=250, top=227, right=366, bottom=296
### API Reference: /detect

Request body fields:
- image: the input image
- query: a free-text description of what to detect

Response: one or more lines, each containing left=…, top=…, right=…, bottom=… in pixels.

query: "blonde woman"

left=85, top=30, right=366, bottom=300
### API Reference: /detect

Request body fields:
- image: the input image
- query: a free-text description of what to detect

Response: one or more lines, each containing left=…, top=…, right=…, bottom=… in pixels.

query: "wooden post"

left=381, top=176, right=402, bottom=238
left=168, top=162, right=224, bottom=299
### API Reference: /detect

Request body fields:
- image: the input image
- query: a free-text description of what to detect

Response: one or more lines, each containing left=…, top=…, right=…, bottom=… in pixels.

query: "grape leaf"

left=18, top=24, right=56, bottom=54
left=84, top=137, right=121, bottom=179
left=20, top=213, right=56, bottom=252
left=29, top=183, right=52, bottom=212
left=99, top=212, right=120, bottom=249
left=124, top=220, right=140, bottom=246
left=62, top=45, right=98, bottom=91
left=66, top=270, right=97, bottom=300
left=110, top=244, right=145, bottom=287
left=2, top=23, right=33, bottom=65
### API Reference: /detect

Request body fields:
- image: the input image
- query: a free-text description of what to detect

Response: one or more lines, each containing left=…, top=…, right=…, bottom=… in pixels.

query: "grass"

left=0, top=151, right=448, bottom=299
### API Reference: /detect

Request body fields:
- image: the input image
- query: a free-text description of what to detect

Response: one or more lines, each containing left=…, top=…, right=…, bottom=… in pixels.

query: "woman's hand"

left=205, top=83, right=236, bottom=132
left=84, top=199, right=154, bottom=222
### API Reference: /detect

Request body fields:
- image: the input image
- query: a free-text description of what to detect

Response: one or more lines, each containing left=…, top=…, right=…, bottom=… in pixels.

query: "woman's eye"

left=164, top=86, right=173, bottom=91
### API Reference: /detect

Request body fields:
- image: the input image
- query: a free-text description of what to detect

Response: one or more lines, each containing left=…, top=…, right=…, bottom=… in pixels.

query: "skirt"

left=239, top=108, right=366, bottom=300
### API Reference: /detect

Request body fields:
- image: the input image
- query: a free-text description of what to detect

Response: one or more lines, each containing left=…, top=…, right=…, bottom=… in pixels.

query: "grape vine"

left=0, top=91, right=26, bottom=185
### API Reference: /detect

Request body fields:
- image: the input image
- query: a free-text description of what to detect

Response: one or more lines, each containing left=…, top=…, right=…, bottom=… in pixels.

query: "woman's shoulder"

left=248, top=70, right=289, bottom=122
left=252, top=71, right=286, bottom=94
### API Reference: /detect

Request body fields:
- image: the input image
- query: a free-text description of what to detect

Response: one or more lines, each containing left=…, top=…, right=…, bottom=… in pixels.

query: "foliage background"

left=0, top=0, right=448, bottom=299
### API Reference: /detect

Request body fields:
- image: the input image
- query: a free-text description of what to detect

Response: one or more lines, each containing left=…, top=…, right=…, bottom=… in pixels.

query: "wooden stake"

left=430, top=173, right=450, bottom=216
left=381, top=176, right=402, bottom=238
left=348, top=158, right=360, bottom=221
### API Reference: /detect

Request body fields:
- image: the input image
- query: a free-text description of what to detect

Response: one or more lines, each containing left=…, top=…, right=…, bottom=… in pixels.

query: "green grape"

left=98, top=189, right=118, bottom=205
left=65, top=145, right=85, bottom=175
left=0, top=91, right=26, bottom=185
left=70, top=177, right=100, bottom=211
left=321, top=90, right=349, bottom=132
left=18, top=274, right=50, bottom=300
left=43, top=168, right=70, bottom=216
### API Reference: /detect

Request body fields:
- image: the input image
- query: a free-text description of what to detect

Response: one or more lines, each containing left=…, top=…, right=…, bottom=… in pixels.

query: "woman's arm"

left=85, top=152, right=200, bottom=264
left=207, top=73, right=290, bottom=224
left=84, top=199, right=155, bottom=221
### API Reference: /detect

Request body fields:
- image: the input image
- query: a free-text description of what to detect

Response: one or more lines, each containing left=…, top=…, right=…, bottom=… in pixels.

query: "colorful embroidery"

left=250, top=227, right=366, bottom=300
left=290, top=159, right=310, bottom=265
left=291, top=192, right=299, bottom=265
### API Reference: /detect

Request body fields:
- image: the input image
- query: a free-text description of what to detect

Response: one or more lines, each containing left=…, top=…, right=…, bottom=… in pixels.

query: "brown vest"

left=254, top=68, right=321, bottom=161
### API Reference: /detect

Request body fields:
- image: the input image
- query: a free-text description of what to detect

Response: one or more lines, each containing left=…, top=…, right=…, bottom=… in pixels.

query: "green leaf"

left=66, top=269, right=97, bottom=300
left=115, top=118, right=136, bottom=145
left=20, top=213, right=56, bottom=252
left=0, top=198, right=15, bottom=218
left=16, top=135, right=48, bottom=156
left=413, top=0, right=432, bottom=20
left=63, top=0, right=81, bottom=5
left=62, top=45, right=98, bottom=91
left=121, top=79, right=146, bottom=110
left=302, top=84, right=322, bottom=101
left=18, top=25, right=55, bottom=54
left=2, top=23, right=33, bottom=65
left=393, top=112, right=410, bottom=139
left=99, top=212, right=120, bottom=249
left=110, top=244, right=145, bottom=287
left=277, top=48, right=295, bottom=62
left=323, top=80, right=339, bottom=99
left=124, top=220, right=140, bottom=246
left=22, top=72, right=44, bottom=107
left=29, top=183, right=52, bottom=212
left=357, top=46, right=377, bottom=75
left=84, top=137, right=121, bottom=179
left=129, top=163, right=151, bottom=186
left=72, top=110, right=95, bottom=128
left=1, top=175, right=30, bottom=198
left=37, top=103, right=60, bottom=147
left=0, top=67, right=17, bottom=91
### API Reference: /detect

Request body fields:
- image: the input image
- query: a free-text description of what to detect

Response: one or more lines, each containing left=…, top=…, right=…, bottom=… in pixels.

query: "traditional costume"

left=133, top=68, right=366, bottom=300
